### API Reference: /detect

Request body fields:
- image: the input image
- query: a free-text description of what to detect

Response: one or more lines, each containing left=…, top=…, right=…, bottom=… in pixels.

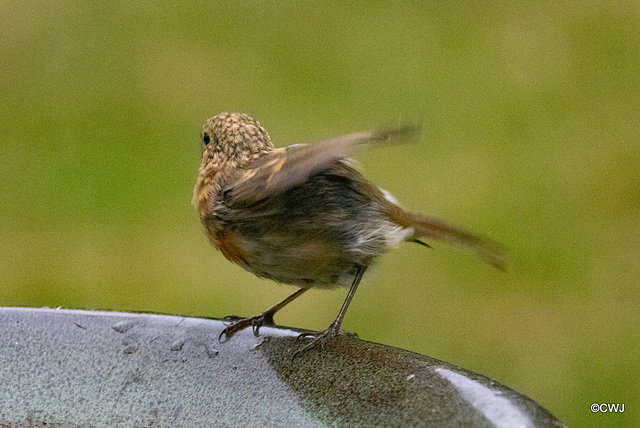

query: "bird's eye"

left=203, top=132, right=211, bottom=145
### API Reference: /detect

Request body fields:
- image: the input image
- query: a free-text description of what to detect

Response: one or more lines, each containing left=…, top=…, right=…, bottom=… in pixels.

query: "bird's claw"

left=218, top=312, right=275, bottom=342
left=293, top=324, right=343, bottom=359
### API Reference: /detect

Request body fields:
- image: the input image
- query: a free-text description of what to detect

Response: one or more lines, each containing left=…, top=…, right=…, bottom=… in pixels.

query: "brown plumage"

left=194, top=112, right=505, bottom=354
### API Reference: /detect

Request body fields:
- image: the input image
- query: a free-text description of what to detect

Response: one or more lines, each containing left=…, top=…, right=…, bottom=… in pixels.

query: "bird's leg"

left=294, top=265, right=367, bottom=357
left=219, top=288, right=308, bottom=340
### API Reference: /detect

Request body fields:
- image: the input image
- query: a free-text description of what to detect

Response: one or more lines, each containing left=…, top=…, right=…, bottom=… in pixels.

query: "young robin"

left=193, top=112, right=505, bottom=354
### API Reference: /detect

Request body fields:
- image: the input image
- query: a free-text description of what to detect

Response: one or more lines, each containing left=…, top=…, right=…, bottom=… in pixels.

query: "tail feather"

left=407, top=212, right=507, bottom=271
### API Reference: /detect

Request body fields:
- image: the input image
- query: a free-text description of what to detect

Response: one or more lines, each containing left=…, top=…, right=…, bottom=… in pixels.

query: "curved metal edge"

left=0, top=307, right=565, bottom=428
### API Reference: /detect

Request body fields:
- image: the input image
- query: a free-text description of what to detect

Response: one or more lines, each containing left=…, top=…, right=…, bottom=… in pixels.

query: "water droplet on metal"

left=123, top=344, right=138, bottom=354
left=205, top=344, right=219, bottom=358
left=250, top=338, right=269, bottom=352
left=170, top=339, right=185, bottom=351
left=112, top=320, right=136, bottom=333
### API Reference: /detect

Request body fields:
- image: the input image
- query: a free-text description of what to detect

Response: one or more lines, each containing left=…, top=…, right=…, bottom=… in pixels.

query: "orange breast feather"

left=215, top=229, right=249, bottom=265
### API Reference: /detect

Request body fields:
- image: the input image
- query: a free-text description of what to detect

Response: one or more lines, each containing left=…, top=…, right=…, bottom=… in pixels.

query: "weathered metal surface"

left=0, top=307, right=563, bottom=427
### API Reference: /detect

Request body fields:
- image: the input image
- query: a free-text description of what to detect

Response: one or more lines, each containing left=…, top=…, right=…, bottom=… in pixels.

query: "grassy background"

left=2, top=1, right=639, bottom=426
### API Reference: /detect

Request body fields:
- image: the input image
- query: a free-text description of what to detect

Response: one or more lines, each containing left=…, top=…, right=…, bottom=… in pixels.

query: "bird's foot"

left=293, top=322, right=356, bottom=358
left=219, top=311, right=275, bottom=341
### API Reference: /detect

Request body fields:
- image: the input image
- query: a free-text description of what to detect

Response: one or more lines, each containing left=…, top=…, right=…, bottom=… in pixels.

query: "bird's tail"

left=406, top=212, right=507, bottom=271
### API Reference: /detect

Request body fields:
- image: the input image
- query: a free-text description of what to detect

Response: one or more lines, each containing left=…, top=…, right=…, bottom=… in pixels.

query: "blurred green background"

left=1, top=1, right=638, bottom=426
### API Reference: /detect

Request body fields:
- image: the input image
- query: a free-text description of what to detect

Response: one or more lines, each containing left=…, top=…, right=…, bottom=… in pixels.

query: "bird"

left=193, top=112, right=505, bottom=354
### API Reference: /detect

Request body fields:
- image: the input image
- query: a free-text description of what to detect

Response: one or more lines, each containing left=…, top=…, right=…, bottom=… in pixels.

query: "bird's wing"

left=223, top=123, right=420, bottom=207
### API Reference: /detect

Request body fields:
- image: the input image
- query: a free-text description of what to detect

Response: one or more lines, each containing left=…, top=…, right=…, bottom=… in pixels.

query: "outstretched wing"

left=222, top=123, right=420, bottom=208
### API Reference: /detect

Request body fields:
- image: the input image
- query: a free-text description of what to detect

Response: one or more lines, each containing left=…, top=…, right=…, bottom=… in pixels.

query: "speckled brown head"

left=199, top=112, right=273, bottom=170
left=193, top=112, right=275, bottom=216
